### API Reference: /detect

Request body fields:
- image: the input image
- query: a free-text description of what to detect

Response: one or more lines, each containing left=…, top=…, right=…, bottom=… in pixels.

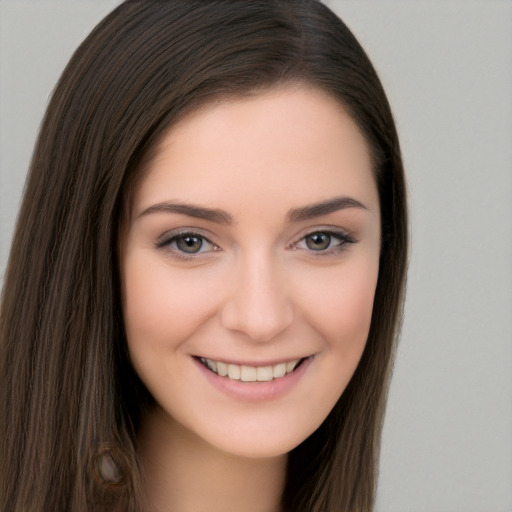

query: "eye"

left=157, top=231, right=218, bottom=257
left=173, top=234, right=208, bottom=254
left=295, top=230, right=354, bottom=254
left=305, top=232, right=333, bottom=251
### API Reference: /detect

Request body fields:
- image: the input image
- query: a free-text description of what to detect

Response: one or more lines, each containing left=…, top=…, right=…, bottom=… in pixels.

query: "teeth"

left=228, top=364, right=241, bottom=380
left=273, top=363, right=286, bottom=378
left=286, top=360, right=299, bottom=373
left=240, top=366, right=257, bottom=382
left=205, top=359, right=217, bottom=372
left=216, top=361, right=228, bottom=377
left=256, top=366, right=273, bottom=382
left=200, top=358, right=303, bottom=381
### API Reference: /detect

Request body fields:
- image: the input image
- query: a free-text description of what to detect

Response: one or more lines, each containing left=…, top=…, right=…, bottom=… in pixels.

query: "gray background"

left=1, top=1, right=511, bottom=511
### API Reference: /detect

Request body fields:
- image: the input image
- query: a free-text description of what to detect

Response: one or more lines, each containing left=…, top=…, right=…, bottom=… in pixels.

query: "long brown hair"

left=0, top=1, right=408, bottom=511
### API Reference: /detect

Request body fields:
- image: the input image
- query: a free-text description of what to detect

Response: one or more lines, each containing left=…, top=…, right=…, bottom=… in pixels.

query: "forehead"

left=131, top=86, right=377, bottom=218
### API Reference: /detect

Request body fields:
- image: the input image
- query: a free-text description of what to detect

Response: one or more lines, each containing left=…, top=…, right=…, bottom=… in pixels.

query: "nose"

left=220, top=253, right=294, bottom=342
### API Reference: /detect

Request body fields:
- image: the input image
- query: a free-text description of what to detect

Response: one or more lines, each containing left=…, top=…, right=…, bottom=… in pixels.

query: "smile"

left=197, top=357, right=305, bottom=382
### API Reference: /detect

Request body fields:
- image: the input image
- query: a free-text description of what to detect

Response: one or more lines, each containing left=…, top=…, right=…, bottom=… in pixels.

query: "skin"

left=121, top=86, right=381, bottom=512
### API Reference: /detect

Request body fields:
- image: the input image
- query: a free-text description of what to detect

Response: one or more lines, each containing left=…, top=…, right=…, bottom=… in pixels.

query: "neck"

left=138, top=407, right=287, bottom=512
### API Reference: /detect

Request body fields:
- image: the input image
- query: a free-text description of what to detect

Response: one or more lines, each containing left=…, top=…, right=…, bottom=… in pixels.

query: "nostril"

left=220, top=297, right=294, bottom=342
left=219, top=260, right=294, bottom=341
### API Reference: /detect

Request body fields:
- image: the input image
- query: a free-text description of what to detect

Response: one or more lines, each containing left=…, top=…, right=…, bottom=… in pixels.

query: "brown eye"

left=305, top=232, right=332, bottom=251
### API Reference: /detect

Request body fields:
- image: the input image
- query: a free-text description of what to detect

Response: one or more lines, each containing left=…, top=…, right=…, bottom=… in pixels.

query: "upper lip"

left=193, top=355, right=311, bottom=367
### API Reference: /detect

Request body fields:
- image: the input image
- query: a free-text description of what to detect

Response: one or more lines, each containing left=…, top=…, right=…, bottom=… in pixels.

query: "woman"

left=0, top=1, right=407, bottom=511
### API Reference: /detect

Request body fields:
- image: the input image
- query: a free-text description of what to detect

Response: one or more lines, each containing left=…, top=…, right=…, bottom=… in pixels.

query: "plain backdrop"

left=1, top=1, right=511, bottom=511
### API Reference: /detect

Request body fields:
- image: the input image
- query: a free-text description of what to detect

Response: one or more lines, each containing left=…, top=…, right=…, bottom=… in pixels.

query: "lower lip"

left=194, top=357, right=313, bottom=402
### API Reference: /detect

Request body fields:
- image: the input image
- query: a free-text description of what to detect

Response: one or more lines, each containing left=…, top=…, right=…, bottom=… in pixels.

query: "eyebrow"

left=138, top=202, right=233, bottom=224
left=287, top=196, right=368, bottom=222
left=137, top=195, right=368, bottom=225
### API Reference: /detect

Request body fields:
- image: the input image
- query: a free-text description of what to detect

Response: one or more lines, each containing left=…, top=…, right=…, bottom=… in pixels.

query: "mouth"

left=195, top=356, right=308, bottom=382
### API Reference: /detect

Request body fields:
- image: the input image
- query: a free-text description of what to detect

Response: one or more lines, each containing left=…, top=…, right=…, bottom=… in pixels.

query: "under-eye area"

left=196, top=356, right=310, bottom=382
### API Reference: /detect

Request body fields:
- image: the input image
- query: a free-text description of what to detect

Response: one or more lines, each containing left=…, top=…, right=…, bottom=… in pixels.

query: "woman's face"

left=121, top=86, right=381, bottom=458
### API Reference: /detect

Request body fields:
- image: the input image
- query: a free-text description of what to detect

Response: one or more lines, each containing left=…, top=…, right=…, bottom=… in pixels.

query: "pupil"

left=177, top=235, right=202, bottom=253
left=306, top=233, right=331, bottom=251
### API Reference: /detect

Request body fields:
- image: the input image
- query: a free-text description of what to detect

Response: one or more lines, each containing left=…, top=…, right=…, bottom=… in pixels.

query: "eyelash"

left=291, top=229, right=356, bottom=256
left=156, top=229, right=356, bottom=260
left=155, top=230, right=219, bottom=260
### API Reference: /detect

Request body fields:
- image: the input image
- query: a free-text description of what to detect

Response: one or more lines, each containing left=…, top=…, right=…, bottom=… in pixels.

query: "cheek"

left=278, top=258, right=379, bottom=437
left=121, top=254, right=218, bottom=359
left=297, top=257, right=379, bottom=357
